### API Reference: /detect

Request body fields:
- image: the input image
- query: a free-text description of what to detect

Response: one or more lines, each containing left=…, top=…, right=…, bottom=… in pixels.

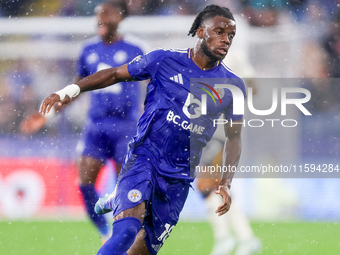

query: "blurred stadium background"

left=1, top=0, right=340, bottom=254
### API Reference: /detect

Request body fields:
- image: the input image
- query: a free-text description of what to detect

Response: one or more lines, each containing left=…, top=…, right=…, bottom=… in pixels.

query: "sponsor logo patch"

left=127, top=189, right=142, bottom=203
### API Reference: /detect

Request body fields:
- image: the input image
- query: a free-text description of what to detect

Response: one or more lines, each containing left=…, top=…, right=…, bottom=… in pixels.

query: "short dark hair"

left=188, top=5, right=235, bottom=37
left=102, top=0, right=129, bottom=18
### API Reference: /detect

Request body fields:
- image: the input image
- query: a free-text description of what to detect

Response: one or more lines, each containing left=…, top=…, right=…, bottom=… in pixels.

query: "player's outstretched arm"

left=40, top=64, right=133, bottom=115
left=215, top=118, right=242, bottom=216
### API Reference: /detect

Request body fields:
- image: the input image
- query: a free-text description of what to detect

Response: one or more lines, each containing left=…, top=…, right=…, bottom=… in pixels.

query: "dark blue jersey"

left=77, top=36, right=144, bottom=120
left=127, top=48, right=246, bottom=181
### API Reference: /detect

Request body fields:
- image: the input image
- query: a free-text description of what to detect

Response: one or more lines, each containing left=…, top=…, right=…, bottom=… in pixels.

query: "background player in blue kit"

left=39, top=5, right=245, bottom=255
left=20, top=0, right=144, bottom=243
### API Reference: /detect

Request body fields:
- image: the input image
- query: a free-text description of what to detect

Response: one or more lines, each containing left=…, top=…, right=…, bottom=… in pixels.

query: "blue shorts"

left=112, top=154, right=190, bottom=255
left=80, top=117, right=136, bottom=164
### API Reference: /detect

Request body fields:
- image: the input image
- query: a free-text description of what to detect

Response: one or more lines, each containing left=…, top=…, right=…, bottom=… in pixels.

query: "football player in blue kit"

left=39, top=4, right=246, bottom=255
left=21, top=0, right=144, bottom=242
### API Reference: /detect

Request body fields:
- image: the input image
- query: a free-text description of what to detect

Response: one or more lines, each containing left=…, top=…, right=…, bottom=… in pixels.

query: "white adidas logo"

left=170, top=73, right=183, bottom=84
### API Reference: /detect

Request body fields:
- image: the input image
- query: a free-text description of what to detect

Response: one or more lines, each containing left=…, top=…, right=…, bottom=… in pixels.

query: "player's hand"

left=20, top=112, right=46, bottom=134
left=39, top=93, right=71, bottom=115
left=215, top=185, right=232, bottom=216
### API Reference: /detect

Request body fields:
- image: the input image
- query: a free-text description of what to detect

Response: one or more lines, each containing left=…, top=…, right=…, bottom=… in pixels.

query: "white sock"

left=228, top=201, right=254, bottom=242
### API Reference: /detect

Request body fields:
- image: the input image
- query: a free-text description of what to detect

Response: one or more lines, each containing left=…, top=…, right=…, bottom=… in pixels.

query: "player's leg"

left=94, top=194, right=150, bottom=255
left=78, top=156, right=111, bottom=240
left=93, top=117, right=136, bottom=215
left=126, top=228, right=150, bottom=255
left=197, top=141, right=236, bottom=255
left=140, top=175, right=190, bottom=255
left=229, top=201, right=261, bottom=255
left=97, top=202, right=146, bottom=255
left=96, top=159, right=190, bottom=255
left=197, top=177, right=236, bottom=255
left=198, top=143, right=261, bottom=255
left=97, top=153, right=156, bottom=255
left=78, top=122, right=117, bottom=241
left=199, top=176, right=261, bottom=255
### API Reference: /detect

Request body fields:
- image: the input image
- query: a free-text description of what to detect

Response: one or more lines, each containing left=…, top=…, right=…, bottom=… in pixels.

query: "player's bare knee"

left=114, top=201, right=146, bottom=223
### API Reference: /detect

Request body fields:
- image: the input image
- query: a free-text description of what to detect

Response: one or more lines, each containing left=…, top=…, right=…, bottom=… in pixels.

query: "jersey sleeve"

left=76, top=48, right=88, bottom=78
left=223, top=78, right=246, bottom=121
left=127, top=49, right=166, bottom=80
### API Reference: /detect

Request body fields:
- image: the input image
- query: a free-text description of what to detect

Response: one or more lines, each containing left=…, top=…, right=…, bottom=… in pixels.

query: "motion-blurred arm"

left=215, top=118, right=242, bottom=216
left=20, top=75, right=85, bottom=134
left=40, top=64, right=133, bottom=115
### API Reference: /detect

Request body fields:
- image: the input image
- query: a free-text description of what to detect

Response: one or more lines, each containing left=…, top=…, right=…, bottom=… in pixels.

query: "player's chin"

left=213, top=50, right=228, bottom=61
left=214, top=53, right=227, bottom=61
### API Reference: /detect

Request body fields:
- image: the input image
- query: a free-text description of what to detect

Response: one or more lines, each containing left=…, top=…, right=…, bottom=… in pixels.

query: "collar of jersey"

left=100, top=37, right=124, bottom=47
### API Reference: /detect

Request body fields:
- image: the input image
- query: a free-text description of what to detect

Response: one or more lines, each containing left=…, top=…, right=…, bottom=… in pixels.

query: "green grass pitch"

left=0, top=220, right=339, bottom=254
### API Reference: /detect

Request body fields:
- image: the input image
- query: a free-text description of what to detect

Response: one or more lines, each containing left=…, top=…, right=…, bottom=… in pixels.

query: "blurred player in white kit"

left=197, top=49, right=261, bottom=255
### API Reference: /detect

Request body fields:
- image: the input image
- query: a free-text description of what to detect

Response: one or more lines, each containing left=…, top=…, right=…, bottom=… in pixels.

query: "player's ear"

left=196, top=26, right=204, bottom=39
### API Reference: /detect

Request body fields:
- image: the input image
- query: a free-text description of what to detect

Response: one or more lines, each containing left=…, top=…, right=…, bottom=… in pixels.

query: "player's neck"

left=191, top=47, right=218, bottom=70
left=102, top=33, right=122, bottom=44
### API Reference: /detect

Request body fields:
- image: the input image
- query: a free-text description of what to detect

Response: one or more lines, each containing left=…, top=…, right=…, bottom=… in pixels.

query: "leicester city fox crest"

left=127, top=189, right=142, bottom=202
left=213, top=85, right=225, bottom=99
